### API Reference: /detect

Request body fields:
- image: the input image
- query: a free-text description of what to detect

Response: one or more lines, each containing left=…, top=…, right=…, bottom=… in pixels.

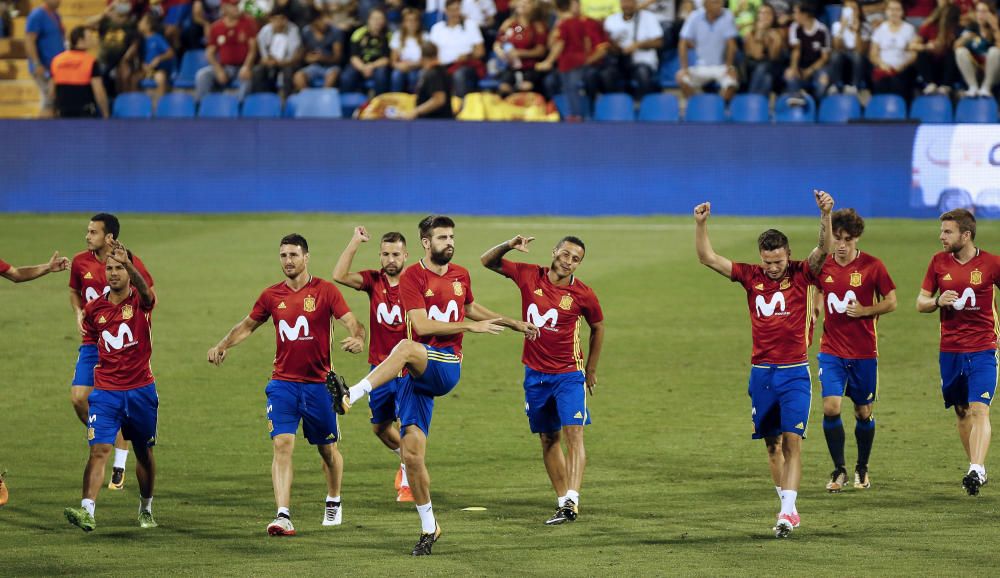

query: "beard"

left=429, top=247, right=453, bottom=266
left=383, top=264, right=401, bottom=276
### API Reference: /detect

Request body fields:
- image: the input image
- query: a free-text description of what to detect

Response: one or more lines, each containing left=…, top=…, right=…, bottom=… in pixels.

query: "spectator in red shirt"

left=911, top=0, right=959, bottom=94
left=536, top=0, right=607, bottom=120
left=195, top=0, right=258, bottom=101
left=492, top=0, right=548, bottom=96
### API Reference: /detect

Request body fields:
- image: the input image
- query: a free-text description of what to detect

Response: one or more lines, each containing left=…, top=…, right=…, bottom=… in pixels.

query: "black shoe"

left=545, top=499, right=578, bottom=525
left=411, top=525, right=441, bottom=556
left=964, top=471, right=984, bottom=496
left=108, top=467, right=126, bottom=490
left=325, top=371, right=350, bottom=415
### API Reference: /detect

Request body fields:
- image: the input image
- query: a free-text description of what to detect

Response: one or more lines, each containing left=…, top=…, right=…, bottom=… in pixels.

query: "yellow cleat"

left=108, top=467, right=126, bottom=490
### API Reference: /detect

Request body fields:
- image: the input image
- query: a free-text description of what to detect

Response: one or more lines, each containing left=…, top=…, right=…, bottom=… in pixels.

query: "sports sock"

left=277, top=507, right=290, bottom=519
left=139, top=496, right=153, bottom=513
left=82, top=499, right=96, bottom=517
left=558, top=495, right=568, bottom=507
left=348, top=380, right=372, bottom=405
left=326, top=495, right=341, bottom=505
left=775, top=486, right=782, bottom=497
left=779, top=490, right=797, bottom=516
left=823, top=415, right=846, bottom=468
left=416, top=502, right=436, bottom=534
left=855, top=416, right=876, bottom=468
left=113, top=448, right=128, bottom=470
left=400, top=463, right=409, bottom=487
left=565, top=489, right=579, bottom=505
left=970, top=464, right=986, bottom=477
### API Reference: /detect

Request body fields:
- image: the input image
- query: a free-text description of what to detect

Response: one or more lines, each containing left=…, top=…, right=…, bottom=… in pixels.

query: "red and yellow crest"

left=779, top=278, right=791, bottom=290
left=453, top=282, right=464, bottom=296
left=971, top=270, right=983, bottom=285
left=303, top=296, right=316, bottom=312
left=121, top=304, right=133, bottom=320
left=559, top=295, right=574, bottom=311
left=849, top=272, right=862, bottom=287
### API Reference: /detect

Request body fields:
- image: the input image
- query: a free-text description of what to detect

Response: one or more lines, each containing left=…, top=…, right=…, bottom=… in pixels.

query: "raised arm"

left=332, top=226, right=369, bottom=289
left=336, top=311, right=366, bottom=353
left=480, top=234, right=534, bottom=273
left=110, top=241, right=154, bottom=308
left=584, top=320, right=604, bottom=395
left=207, top=315, right=266, bottom=365
left=466, top=301, right=539, bottom=340
left=807, top=190, right=835, bottom=277
left=693, top=202, right=733, bottom=278
left=1, top=251, right=70, bottom=283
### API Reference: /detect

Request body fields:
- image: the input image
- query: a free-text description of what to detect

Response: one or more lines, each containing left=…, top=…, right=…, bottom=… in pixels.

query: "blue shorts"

left=87, top=383, right=158, bottom=447
left=163, top=4, right=192, bottom=27
left=817, top=353, right=879, bottom=406
left=523, top=367, right=590, bottom=434
left=72, top=344, right=99, bottom=387
left=265, top=380, right=340, bottom=445
left=369, top=364, right=406, bottom=425
left=397, top=345, right=462, bottom=437
left=748, top=362, right=812, bottom=440
left=300, top=63, right=341, bottom=87
left=940, top=350, right=998, bottom=408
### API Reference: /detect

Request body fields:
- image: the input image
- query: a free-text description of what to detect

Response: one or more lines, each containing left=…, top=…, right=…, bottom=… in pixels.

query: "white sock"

left=400, top=463, right=409, bottom=488
left=558, top=494, right=568, bottom=507
left=139, top=496, right=153, bottom=513
left=416, top=501, right=436, bottom=534
left=277, top=506, right=290, bottom=518
left=779, top=490, right=797, bottom=516
left=971, top=464, right=986, bottom=477
left=775, top=485, right=782, bottom=497
left=113, top=448, right=128, bottom=470
left=326, top=495, right=340, bottom=504
left=348, top=380, right=372, bottom=404
left=82, top=499, right=96, bottom=517
left=565, top=489, right=579, bottom=505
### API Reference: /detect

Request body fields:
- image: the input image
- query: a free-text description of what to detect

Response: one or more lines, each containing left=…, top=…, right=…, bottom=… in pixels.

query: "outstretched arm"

left=110, top=241, right=154, bottom=308
left=336, top=311, right=366, bottom=353
left=1, top=251, right=70, bottom=283
left=694, top=202, right=733, bottom=278
left=407, top=307, right=505, bottom=337
left=207, top=316, right=266, bottom=365
left=481, top=234, right=534, bottom=273
left=807, top=190, right=834, bottom=277
left=466, top=301, right=539, bottom=340
left=332, top=226, right=369, bottom=290
left=585, top=320, right=604, bottom=395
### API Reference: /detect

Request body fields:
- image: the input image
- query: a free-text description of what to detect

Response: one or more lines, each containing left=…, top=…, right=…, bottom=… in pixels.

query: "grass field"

left=2, top=212, right=1000, bottom=576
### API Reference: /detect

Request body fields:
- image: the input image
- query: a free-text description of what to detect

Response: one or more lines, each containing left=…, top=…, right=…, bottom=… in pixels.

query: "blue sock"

left=855, top=416, right=876, bottom=468
left=823, top=415, right=846, bottom=469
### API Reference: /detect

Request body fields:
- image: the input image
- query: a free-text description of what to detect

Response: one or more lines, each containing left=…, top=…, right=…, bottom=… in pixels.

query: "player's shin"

left=823, top=415, right=847, bottom=468
left=855, top=415, right=875, bottom=467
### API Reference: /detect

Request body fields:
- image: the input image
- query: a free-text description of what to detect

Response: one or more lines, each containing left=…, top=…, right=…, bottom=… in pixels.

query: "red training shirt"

left=209, top=15, right=258, bottom=66
left=921, top=249, right=1000, bottom=353
left=84, top=287, right=155, bottom=391
left=358, top=269, right=406, bottom=366
left=816, top=252, right=896, bottom=359
left=70, top=250, right=154, bottom=345
left=731, top=260, right=818, bottom=365
left=399, top=260, right=474, bottom=355
left=556, top=16, right=607, bottom=72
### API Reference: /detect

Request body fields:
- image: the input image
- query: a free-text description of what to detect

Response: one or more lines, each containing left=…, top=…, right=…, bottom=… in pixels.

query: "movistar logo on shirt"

left=827, top=290, right=858, bottom=314
left=526, top=304, right=559, bottom=329
left=376, top=303, right=403, bottom=325
left=102, top=323, right=136, bottom=352
left=278, top=315, right=311, bottom=341
left=85, top=285, right=111, bottom=303
left=755, top=292, right=787, bottom=317
left=427, top=300, right=459, bottom=322
left=952, top=288, right=977, bottom=311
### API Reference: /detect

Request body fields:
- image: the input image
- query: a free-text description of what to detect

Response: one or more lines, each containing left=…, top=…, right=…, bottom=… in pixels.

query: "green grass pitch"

left=1, top=213, right=999, bottom=576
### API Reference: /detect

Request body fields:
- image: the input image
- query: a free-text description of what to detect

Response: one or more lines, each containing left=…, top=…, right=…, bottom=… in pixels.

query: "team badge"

left=779, top=278, right=791, bottom=290
left=850, top=272, right=862, bottom=287
left=98, top=315, right=106, bottom=324
left=971, top=270, right=983, bottom=285
left=452, top=282, right=464, bottom=296
left=754, top=283, right=764, bottom=291
left=304, top=296, right=316, bottom=312
left=534, top=288, right=543, bottom=296
left=121, top=304, right=134, bottom=320
left=84, top=272, right=93, bottom=280
left=559, top=295, right=574, bottom=310
left=87, top=427, right=95, bottom=441
left=267, top=419, right=274, bottom=433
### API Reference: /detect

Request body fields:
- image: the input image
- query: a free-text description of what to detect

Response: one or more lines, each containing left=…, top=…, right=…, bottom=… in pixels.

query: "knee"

left=539, top=432, right=560, bottom=449
left=765, top=439, right=782, bottom=458
left=855, top=404, right=873, bottom=421
left=90, top=444, right=113, bottom=460
left=956, top=47, right=971, bottom=60
left=272, top=436, right=294, bottom=455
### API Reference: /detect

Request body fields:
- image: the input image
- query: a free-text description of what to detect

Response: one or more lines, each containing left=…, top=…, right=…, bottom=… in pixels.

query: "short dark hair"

left=280, top=233, right=309, bottom=252
left=832, top=208, right=865, bottom=238
left=555, top=0, right=572, bottom=11
left=91, top=213, right=120, bottom=239
left=556, top=236, right=586, bottom=253
left=445, top=0, right=462, bottom=7
left=70, top=26, right=88, bottom=47
left=382, top=232, right=407, bottom=245
left=270, top=5, right=290, bottom=18
left=420, top=40, right=438, bottom=60
left=940, top=208, right=976, bottom=240
left=797, top=1, right=819, bottom=17
left=418, top=215, right=455, bottom=240
left=758, top=229, right=790, bottom=252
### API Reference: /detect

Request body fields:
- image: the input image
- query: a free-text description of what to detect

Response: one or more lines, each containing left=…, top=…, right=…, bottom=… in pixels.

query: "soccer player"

left=64, top=240, right=159, bottom=532
left=69, top=214, right=155, bottom=491
left=481, top=234, right=604, bottom=526
left=694, top=190, right=834, bottom=538
left=0, top=252, right=70, bottom=282
left=917, top=209, right=1000, bottom=496
left=335, top=215, right=539, bottom=556
left=332, top=226, right=413, bottom=502
left=207, top=234, right=366, bottom=536
left=812, top=209, right=897, bottom=492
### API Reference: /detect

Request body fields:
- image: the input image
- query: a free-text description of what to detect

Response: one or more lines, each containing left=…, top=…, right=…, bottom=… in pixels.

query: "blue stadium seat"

left=173, top=49, right=207, bottom=90
left=864, top=94, right=907, bottom=121
left=975, top=189, right=1000, bottom=218
left=155, top=92, right=195, bottom=118
left=637, top=93, right=679, bottom=122
left=823, top=4, right=842, bottom=27
left=818, top=93, right=861, bottom=123
left=593, top=93, right=634, bottom=122
left=112, top=93, right=153, bottom=118
left=955, top=97, right=998, bottom=124
left=658, top=50, right=680, bottom=89
left=198, top=93, right=239, bottom=118
left=552, top=93, right=593, bottom=119
left=241, top=93, right=282, bottom=118
left=423, top=10, right=442, bottom=30
left=339, top=91, right=367, bottom=117
left=684, top=93, right=725, bottom=122
left=478, top=77, right=500, bottom=91
left=730, top=93, right=770, bottom=123
left=909, top=94, right=953, bottom=123
left=774, top=93, right=816, bottom=123
left=292, top=88, right=342, bottom=118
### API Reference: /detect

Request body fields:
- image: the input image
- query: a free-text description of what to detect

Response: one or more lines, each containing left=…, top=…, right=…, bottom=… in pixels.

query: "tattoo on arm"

left=808, top=217, right=829, bottom=275
left=481, top=242, right=512, bottom=271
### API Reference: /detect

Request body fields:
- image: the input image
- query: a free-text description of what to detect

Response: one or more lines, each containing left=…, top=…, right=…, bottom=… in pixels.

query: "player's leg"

left=264, top=380, right=301, bottom=535
left=347, top=340, right=430, bottom=406
left=83, top=444, right=114, bottom=502
left=562, top=426, right=585, bottom=514
left=271, top=434, right=296, bottom=524
left=847, top=357, right=879, bottom=490
left=302, top=380, right=345, bottom=526
left=69, top=345, right=99, bottom=425
left=540, top=431, right=568, bottom=501
left=122, top=383, right=159, bottom=527
left=774, top=365, right=810, bottom=537
left=70, top=386, right=93, bottom=425
left=956, top=404, right=974, bottom=460
left=317, top=442, right=344, bottom=526
left=764, top=436, right=784, bottom=493
left=818, top=354, right=848, bottom=491
left=66, top=387, right=124, bottom=531
left=396, top=377, right=441, bottom=555
left=552, top=370, right=589, bottom=522
left=132, top=443, right=157, bottom=528
left=963, top=351, right=997, bottom=495
left=524, top=368, right=571, bottom=523
left=109, top=432, right=130, bottom=491
left=369, top=373, right=411, bottom=500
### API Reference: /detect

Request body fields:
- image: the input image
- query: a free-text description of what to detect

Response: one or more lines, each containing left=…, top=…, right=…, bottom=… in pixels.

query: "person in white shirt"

left=676, top=0, right=739, bottom=101
left=827, top=0, right=871, bottom=94
left=391, top=7, right=428, bottom=92
left=869, top=0, right=917, bottom=98
left=429, top=0, right=486, bottom=96
left=253, top=7, right=303, bottom=97
left=600, top=0, right=664, bottom=97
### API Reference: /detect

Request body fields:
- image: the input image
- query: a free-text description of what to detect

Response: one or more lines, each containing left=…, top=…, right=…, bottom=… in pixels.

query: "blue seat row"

left=112, top=89, right=362, bottom=119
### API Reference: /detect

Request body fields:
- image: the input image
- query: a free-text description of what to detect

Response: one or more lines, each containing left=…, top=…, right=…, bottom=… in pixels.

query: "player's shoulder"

left=71, top=250, right=92, bottom=266
left=401, top=262, right=424, bottom=279
left=259, top=280, right=287, bottom=298
left=314, top=276, right=346, bottom=294
left=449, top=262, right=472, bottom=278
left=83, top=293, right=107, bottom=314
left=571, top=275, right=596, bottom=295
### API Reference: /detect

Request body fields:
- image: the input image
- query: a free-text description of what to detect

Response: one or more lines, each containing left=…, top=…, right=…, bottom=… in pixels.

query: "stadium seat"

left=155, top=93, right=195, bottom=118
left=339, top=91, right=367, bottom=118
left=552, top=93, right=593, bottom=119
left=684, top=93, right=726, bottom=122
left=173, top=49, right=207, bottom=90
left=774, top=93, right=816, bottom=123
left=955, top=97, right=998, bottom=124
left=823, top=4, right=842, bottom=27
left=241, top=93, right=282, bottom=118
left=112, top=93, right=153, bottom=118
left=593, top=93, right=635, bottom=122
left=198, top=93, right=239, bottom=118
left=658, top=50, right=680, bottom=89
left=292, top=88, right=343, bottom=118
left=729, top=93, right=770, bottom=123
left=937, top=188, right=974, bottom=213
left=818, top=94, right=861, bottom=123
left=909, top=94, right=953, bottom=123
left=975, top=189, right=1000, bottom=218
left=637, top=93, right=679, bottom=122
left=423, top=10, right=442, bottom=30
left=864, top=94, right=907, bottom=121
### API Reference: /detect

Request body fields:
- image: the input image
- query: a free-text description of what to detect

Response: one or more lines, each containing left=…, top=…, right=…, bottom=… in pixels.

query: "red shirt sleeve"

left=358, top=269, right=377, bottom=294
left=209, top=21, right=224, bottom=47
left=582, top=288, right=604, bottom=324
left=0, top=258, right=9, bottom=274
left=328, top=283, right=351, bottom=319
left=463, top=270, right=475, bottom=305
left=730, top=262, right=751, bottom=288
left=250, top=289, right=271, bottom=322
left=82, top=302, right=98, bottom=342
left=69, top=258, right=82, bottom=290
left=921, top=257, right=938, bottom=294
left=399, top=269, right=426, bottom=313
left=875, top=260, right=896, bottom=296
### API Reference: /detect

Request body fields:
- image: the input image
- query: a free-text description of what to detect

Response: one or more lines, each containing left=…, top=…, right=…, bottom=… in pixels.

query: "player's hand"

left=585, top=371, right=597, bottom=396
left=207, top=345, right=226, bottom=366
left=76, top=309, right=87, bottom=337
left=519, top=321, right=540, bottom=341
left=470, top=318, right=504, bottom=334
left=845, top=300, right=869, bottom=318
left=340, top=336, right=364, bottom=353
left=352, top=226, right=370, bottom=244
left=693, top=202, right=711, bottom=223
left=814, top=189, right=834, bottom=214
left=49, top=251, right=70, bottom=272
left=109, top=240, right=130, bottom=265
left=508, top=234, right=535, bottom=253
left=535, top=60, right=552, bottom=72
left=937, top=290, right=959, bottom=308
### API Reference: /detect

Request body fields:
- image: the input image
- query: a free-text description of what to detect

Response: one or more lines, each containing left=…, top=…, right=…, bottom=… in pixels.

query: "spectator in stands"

left=638, top=0, right=678, bottom=50
left=954, top=0, right=999, bottom=97
left=676, top=0, right=739, bottom=101
left=743, top=2, right=785, bottom=95
left=429, top=0, right=486, bottom=97
left=768, top=0, right=793, bottom=27
left=342, top=7, right=392, bottom=94
left=195, top=0, right=258, bottom=101
left=25, top=0, right=65, bottom=117
left=0, top=1, right=11, bottom=39
left=398, top=41, right=455, bottom=118
left=954, top=0, right=977, bottom=26
left=911, top=0, right=958, bottom=94
left=599, top=0, right=663, bottom=97
left=783, top=2, right=831, bottom=99
left=293, top=9, right=343, bottom=91
left=493, top=0, right=548, bottom=95
left=464, top=0, right=499, bottom=51
left=191, top=0, right=224, bottom=48
left=390, top=7, right=428, bottom=92
left=253, top=6, right=302, bottom=97
left=869, top=0, right=917, bottom=98
left=50, top=26, right=110, bottom=118
left=317, top=0, right=359, bottom=32
left=88, top=0, right=139, bottom=98
left=161, top=0, right=194, bottom=49
left=138, top=13, right=176, bottom=99
left=828, top=0, right=870, bottom=94
left=860, top=0, right=888, bottom=27
left=731, top=0, right=762, bottom=37
left=536, top=0, right=607, bottom=120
